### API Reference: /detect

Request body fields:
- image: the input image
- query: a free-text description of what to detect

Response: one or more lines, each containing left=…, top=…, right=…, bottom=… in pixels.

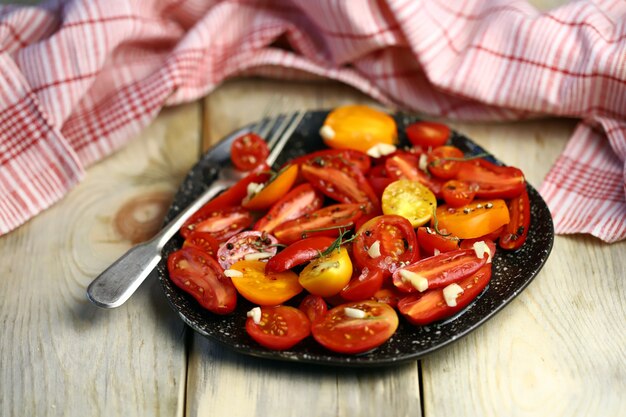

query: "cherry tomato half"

left=499, top=188, right=530, bottom=250
left=385, top=153, right=444, bottom=197
left=311, top=301, right=399, bottom=354
left=229, top=260, right=303, bottom=306
left=340, top=267, right=384, bottom=301
left=265, top=236, right=335, bottom=273
left=289, top=148, right=371, bottom=174
left=183, top=231, right=219, bottom=258
left=185, top=206, right=253, bottom=243
left=456, top=158, right=526, bottom=199
left=167, top=247, right=237, bottom=314
left=435, top=199, right=510, bottom=239
left=254, top=183, right=324, bottom=234
left=405, top=121, right=450, bottom=148
left=246, top=305, right=311, bottom=350
left=231, top=132, right=269, bottom=171
left=352, top=215, right=420, bottom=276
left=243, top=164, right=299, bottom=211
left=382, top=179, right=437, bottom=227
left=427, top=146, right=464, bottom=179
left=416, top=226, right=460, bottom=256
left=299, top=247, right=353, bottom=297
left=216, top=231, right=278, bottom=269
left=441, top=180, right=476, bottom=208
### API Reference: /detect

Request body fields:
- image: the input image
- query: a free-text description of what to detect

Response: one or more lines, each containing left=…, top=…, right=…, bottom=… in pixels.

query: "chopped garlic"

left=246, top=307, right=262, bottom=324
left=244, top=251, right=273, bottom=261
left=367, top=240, right=382, bottom=258
left=246, top=182, right=264, bottom=198
left=418, top=153, right=428, bottom=171
left=344, top=307, right=366, bottom=319
left=366, top=143, right=397, bottom=158
left=399, top=269, right=429, bottom=292
left=472, top=240, right=492, bottom=263
left=224, top=269, right=243, bottom=278
left=443, top=283, right=464, bottom=307
left=433, top=248, right=441, bottom=256
left=320, top=125, right=336, bottom=140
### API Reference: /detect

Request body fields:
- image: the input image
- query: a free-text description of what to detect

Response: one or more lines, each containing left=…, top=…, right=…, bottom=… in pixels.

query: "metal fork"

left=86, top=111, right=305, bottom=308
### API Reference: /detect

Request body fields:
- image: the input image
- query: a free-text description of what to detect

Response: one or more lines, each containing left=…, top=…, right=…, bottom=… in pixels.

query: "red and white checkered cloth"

left=1, top=0, right=625, bottom=242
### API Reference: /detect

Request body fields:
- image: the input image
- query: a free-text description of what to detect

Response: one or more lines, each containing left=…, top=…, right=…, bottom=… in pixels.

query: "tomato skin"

left=340, top=267, right=384, bottom=301
left=265, top=236, right=335, bottom=273
left=299, top=294, right=328, bottom=323
left=184, top=206, right=253, bottom=243
left=183, top=231, right=219, bottom=258
left=229, top=260, right=303, bottom=306
left=254, top=183, right=324, bottom=234
left=289, top=149, right=371, bottom=174
left=246, top=306, right=311, bottom=350
left=435, top=199, right=510, bottom=239
left=441, top=180, right=476, bottom=208
left=398, top=264, right=492, bottom=326
left=416, top=227, right=460, bottom=256
left=230, top=132, right=269, bottom=171
left=167, top=247, right=237, bottom=314
left=392, top=244, right=492, bottom=293
left=405, top=121, right=450, bottom=148
left=273, top=203, right=364, bottom=245
left=243, top=164, right=299, bottom=211
left=427, top=146, right=464, bottom=179
left=299, top=247, right=353, bottom=297
left=499, top=188, right=530, bottom=250
left=456, top=159, right=526, bottom=199
left=216, top=231, right=278, bottom=269
left=352, top=215, right=420, bottom=277
left=311, top=301, right=399, bottom=354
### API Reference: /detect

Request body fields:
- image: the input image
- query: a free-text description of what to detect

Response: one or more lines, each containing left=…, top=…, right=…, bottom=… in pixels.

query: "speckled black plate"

left=157, top=111, right=554, bottom=367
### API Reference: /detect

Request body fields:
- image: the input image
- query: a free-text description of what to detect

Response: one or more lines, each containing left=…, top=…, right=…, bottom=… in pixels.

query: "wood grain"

left=0, top=103, right=201, bottom=417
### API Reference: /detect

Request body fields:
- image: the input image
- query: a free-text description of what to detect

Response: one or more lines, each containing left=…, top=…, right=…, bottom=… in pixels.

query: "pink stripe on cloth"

left=0, top=0, right=625, bottom=242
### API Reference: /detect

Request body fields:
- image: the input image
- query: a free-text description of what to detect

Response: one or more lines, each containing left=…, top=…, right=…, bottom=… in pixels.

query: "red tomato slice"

left=311, top=301, right=399, bottom=354
left=253, top=183, right=324, bottom=234
left=352, top=215, right=420, bottom=277
left=416, top=226, right=460, bottom=256
left=289, top=149, right=371, bottom=174
left=370, top=285, right=404, bottom=308
left=273, top=203, right=364, bottom=245
left=216, top=231, right=278, bottom=269
left=441, top=180, right=477, bottom=207
left=499, top=188, right=530, bottom=250
left=185, top=206, right=253, bottom=243
left=398, top=264, right=492, bottom=325
left=339, top=267, right=384, bottom=301
left=427, top=146, right=465, bottom=179
left=459, top=227, right=503, bottom=250
left=265, top=236, right=335, bottom=273
left=298, top=294, right=328, bottom=323
left=182, top=231, right=219, bottom=258
left=456, top=158, right=526, bottom=199
left=180, top=169, right=269, bottom=238
left=230, top=132, right=269, bottom=171
left=392, top=242, right=494, bottom=293
left=405, top=121, right=450, bottom=148
left=385, top=153, right=444, bottom=197
left=167, top=247, right=237, bottom=314
left=245, top=305, right=311, bottom=350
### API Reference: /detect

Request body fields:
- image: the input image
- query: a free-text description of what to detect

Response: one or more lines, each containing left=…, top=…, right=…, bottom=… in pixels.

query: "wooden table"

left=1, top=77, right=624, bottom=417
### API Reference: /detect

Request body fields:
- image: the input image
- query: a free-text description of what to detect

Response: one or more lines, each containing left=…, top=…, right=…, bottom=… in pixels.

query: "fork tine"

left=265, top=111, right=305, bottom=167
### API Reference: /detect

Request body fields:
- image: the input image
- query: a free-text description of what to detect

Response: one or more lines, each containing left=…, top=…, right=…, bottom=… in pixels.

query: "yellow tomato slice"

left=381, top=179, right=437, bottom=227
left=243, top=164, right=299, bottom=210
left=435, top=199, right=510, bottom=239
left=229, top=260, right=303, bottom=305
left=320, top=105, right=397, bottom=152
left=299, top=247, right=353, bottom=297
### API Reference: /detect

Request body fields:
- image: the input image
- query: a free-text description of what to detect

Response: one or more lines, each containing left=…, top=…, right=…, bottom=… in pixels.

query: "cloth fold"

left=1, top=0, right=625, bottom=241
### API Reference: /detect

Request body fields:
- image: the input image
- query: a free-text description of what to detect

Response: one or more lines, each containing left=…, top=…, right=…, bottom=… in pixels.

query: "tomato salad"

left=167, top=105, right=531, bottom=355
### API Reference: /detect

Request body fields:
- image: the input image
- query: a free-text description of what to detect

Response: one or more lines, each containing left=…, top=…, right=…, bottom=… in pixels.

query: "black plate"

left=157, top=111, right=554, bottom=367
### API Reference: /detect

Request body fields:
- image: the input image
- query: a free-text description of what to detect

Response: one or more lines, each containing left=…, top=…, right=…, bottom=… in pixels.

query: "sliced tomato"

left=311, top=301, right=399, bottom=354
left=298, top=294, right=328, bottom=323
left=370, top=285, right=404, bottom=308
left=352, top=215, right=420, bottom=276
left=427, top=146, right=464, bottom=179
left=416, top=226, right=460, bottom=256
left=456, top=158, right=526, bottom=199
left=340, top=267, right=384, bottom=301
left=182, top=231, right=219, bottom=258
left=265, top=236, right=335, bottom=273
left=254, top=183, right=324, bottom=234
left=385, top=153, right=444, bottom=197
left=499, top=188, right=530, bottom=250
left=459, top=227, right=503, bottom=250
left=242, top=164, right=299, bottom=210
left=392, top=242, right=494, bottom=293
left=381, top=179, right=437, bottom=227
left=184, top=206, right=253, bottom=243
left=230, top=132, right=269, bottom=171
left=299, top=247, right=353, bottom=297
left=216, top=231, right=278, bottom=269
left=167, top=247, right=237, bottom=314
left=398, top=264, right=492, bottom=325
left=441, top=180, right=476, bottom=207
left=229, top=260, right=303, bottom=306
left=272, top=203, right=364, bottom=245
left=289, top=148, right=371, bottom=174
left=405, top=121, right=450, bottom=148
left=246, top=305, right=311, bottom=350
left=435, top=199, right=510, bottom=239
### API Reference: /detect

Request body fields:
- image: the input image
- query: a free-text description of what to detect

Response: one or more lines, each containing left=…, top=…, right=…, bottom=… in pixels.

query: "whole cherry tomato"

left=245, top=306, right=311, bottom=350
left=230, top=132, right=269, bottom=171
left=298, top=294, right=328, bottom=323
left=254, top=183, right=324, bottom=234
left=405, top=121, right=450, bottom=148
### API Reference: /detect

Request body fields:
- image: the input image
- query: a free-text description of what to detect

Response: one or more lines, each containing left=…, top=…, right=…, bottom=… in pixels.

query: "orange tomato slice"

left=229, top=260, right=303, bottom=306
left=435, top=199, right=510, bottom=239
left=243, top=164, right=298, bottom=210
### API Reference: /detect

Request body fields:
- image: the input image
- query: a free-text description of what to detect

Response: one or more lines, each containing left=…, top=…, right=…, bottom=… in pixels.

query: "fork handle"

left=86, top=180, right=229, bottom=308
